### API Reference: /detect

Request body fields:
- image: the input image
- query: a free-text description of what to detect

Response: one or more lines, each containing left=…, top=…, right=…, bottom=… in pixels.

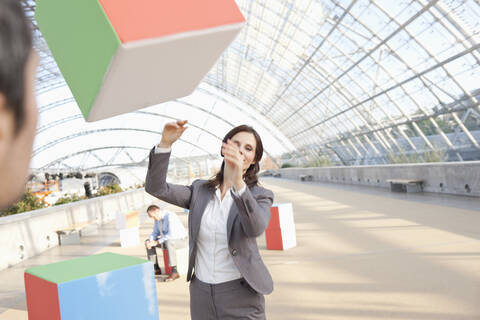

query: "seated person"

left=145, top=204, right=187, bottom=281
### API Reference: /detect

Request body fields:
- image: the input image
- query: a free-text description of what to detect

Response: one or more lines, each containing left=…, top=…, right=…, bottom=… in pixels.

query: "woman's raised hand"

left=158, top=120, right=188, bottom=148
left=222, top=139, right=244, bottom=189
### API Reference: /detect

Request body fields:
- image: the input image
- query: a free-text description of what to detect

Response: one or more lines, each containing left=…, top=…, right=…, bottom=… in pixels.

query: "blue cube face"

left=57, top=262, right=158, bottom=320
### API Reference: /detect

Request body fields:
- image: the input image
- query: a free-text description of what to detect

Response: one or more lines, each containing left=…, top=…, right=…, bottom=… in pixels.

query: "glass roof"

left=22, top=0, right=480, bottom=172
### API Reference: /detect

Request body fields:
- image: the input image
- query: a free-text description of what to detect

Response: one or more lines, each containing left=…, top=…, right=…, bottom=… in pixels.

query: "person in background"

left=0, top=0, right=38, bottom=210
left=145, top=204, right=187, bottom=281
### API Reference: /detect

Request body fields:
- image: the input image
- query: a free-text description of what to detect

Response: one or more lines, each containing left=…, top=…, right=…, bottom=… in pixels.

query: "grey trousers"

left=189, top=276, right=265, bottom=320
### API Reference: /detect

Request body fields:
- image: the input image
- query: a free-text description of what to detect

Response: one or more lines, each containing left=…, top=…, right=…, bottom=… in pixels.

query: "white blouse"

left=195, top=186, right=245, bottom=284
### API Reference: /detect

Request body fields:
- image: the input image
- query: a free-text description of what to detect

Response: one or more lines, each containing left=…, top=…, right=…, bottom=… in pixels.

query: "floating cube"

left=35, top=0, right=245, bottom=121
left=24, top=252, right=159, bottom=320
left=266, top=203, right=296, bottom=250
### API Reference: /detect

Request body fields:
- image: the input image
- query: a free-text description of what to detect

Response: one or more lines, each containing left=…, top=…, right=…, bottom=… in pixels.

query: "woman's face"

left=229, top=131, right=257, bottom=173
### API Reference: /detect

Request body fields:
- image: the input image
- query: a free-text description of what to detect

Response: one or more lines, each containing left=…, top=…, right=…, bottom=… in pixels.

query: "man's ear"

left=0, top=93, right=15, bottom=159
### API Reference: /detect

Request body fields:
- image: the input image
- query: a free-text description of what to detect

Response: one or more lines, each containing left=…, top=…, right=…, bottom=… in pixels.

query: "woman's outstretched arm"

left=145, top=120, right=193, bottom=209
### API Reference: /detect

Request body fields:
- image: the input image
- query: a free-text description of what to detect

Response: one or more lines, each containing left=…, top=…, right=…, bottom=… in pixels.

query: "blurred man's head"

left=0, top=0, right=38, bottom=209
left=146, top=204, right=165, bottom=221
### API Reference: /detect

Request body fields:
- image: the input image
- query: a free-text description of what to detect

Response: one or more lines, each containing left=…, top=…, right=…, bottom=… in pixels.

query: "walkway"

left=1, top=178, right=479, bottom=319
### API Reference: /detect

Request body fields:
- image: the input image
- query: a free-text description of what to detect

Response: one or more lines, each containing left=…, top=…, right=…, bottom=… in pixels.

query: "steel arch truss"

left=205, top=0, right=480, bottom=165
left=25, top=0, right=480, bottom=165
left=41, top=146, right=151, bottom=171
left=39, top=146, right=198, bottom=171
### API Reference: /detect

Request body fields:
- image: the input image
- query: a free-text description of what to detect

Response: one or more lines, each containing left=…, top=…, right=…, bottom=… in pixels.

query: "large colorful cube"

left=266, top=203, right=297, bottom=250
left=24, top=252, right=158, bottom=320
left=35, top=0, right=245, bottom=121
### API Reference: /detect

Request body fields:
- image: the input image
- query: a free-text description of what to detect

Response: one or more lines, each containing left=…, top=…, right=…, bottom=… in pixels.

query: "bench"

left=387, top=179, right=424, bottom=193
left=299, top=174, right=313, bottom=182
left=56, top=228, right=81, bottom=245
left=56, top=222, right=99, bottom=245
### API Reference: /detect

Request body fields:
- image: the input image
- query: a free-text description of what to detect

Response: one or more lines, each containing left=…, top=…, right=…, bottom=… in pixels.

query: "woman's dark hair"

left=206, top=125, right=263, bottom=189
left=0, top=0, right=32, bottom=134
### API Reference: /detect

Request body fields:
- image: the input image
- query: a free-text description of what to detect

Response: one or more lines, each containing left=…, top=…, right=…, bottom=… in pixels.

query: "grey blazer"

left=145, top=149, right=274, bottom=294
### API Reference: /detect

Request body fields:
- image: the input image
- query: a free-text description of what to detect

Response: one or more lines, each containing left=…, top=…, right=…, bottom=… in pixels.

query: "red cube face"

left=162, top=248, right=173, bottom=275
left=24, top=273, right=62, bottom=320
left=266, top=228, right=284, bottom=250
left=266, top=204, right=296, bottom=250
left=98, top=0, right=245, bottom=43
left=268, top=206, right=281, bottom=229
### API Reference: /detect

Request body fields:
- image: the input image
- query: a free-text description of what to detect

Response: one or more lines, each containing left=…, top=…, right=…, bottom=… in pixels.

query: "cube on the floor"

left=24, top=252, right=159, bottom=320
left=119, top=227, right=140, bottom=248
left=265, top=203, right=296, bottom=250
left=161, top=246, right=188, bottom=276
left=35, top=0, right=245, bottom=121
left=116, top=210, right=139, bottom=229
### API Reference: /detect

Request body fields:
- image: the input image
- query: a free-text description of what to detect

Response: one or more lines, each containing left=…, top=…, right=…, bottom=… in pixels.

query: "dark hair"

left=0, top=0, right=32, bottom=134
left=147, top=204, right=160, bottom=213
left=206, top=125, right=264, bottom=190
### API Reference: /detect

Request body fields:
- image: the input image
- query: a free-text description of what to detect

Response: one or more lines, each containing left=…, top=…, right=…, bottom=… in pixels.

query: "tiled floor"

left=1, top=178, right=479, bottom=319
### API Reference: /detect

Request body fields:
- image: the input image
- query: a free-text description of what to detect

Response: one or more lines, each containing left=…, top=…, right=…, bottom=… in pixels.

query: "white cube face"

left=280, top=224, right=297, bottom=250
left=275, top=203, right=295, bottom=230
left=175, top=246, right=189, bottom=275
left=88, top=24, right=243, bottom=121
left=119, top=227, right=140, bottom=247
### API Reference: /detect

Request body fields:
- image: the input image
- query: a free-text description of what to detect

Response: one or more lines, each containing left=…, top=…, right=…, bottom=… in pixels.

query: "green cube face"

left=35, top=0, right=121, bottom=120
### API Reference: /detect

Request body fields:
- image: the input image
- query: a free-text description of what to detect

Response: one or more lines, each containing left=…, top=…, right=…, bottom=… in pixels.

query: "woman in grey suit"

left=145, top=120, right=274, bottom=320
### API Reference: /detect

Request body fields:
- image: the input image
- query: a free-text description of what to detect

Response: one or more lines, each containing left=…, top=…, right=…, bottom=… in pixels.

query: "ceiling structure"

left=22, top=0, right=480, bottom=173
